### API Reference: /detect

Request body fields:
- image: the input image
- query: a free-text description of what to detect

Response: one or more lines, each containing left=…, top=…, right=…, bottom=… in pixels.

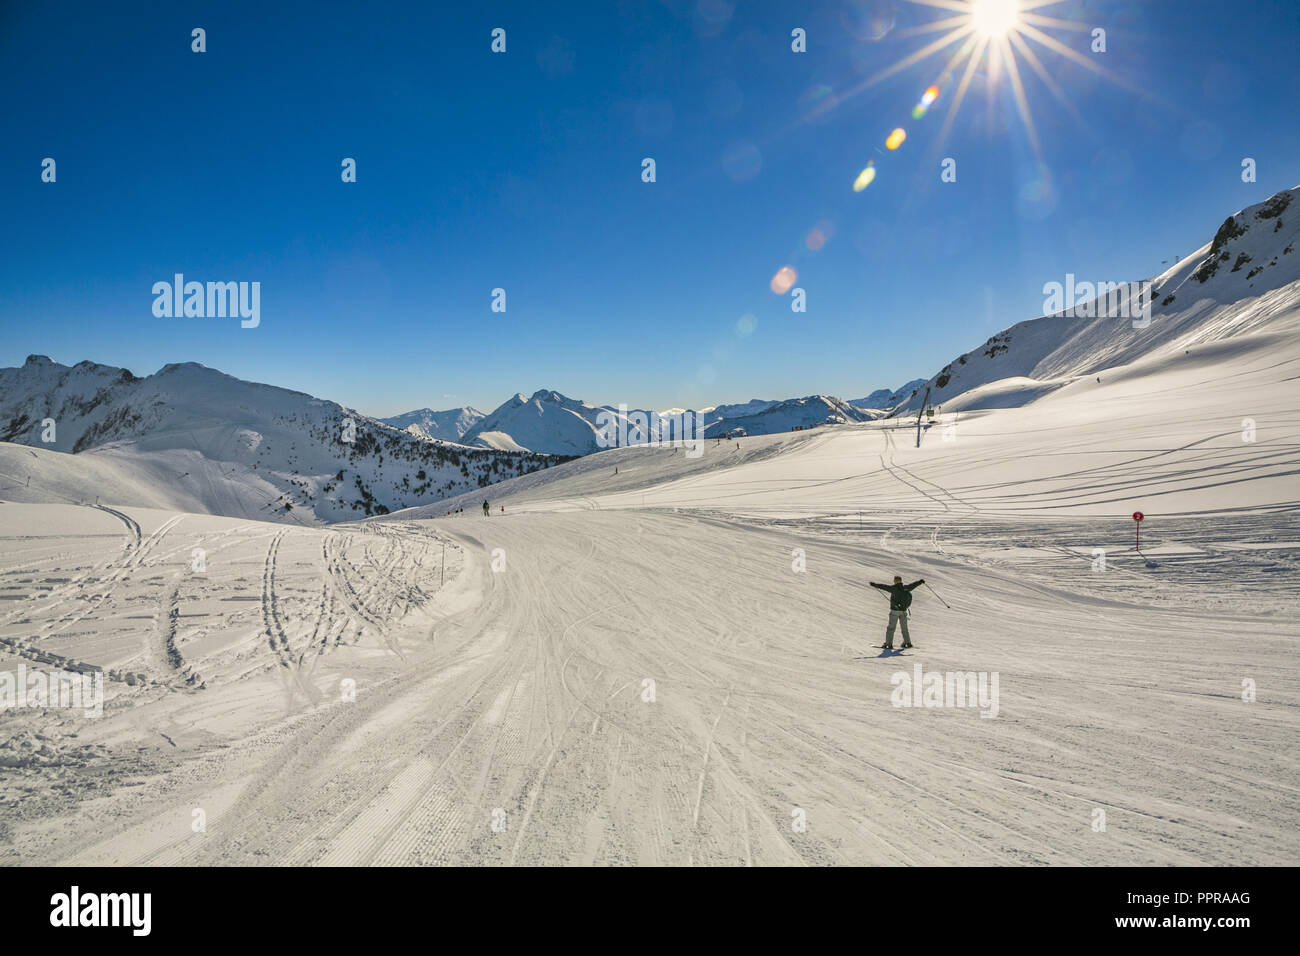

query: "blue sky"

left=2, top=0, right=1298, bottom=416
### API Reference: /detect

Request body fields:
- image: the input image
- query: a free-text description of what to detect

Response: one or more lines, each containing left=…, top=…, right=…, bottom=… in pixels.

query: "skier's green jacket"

left=870, top=579, right=925, bottom=611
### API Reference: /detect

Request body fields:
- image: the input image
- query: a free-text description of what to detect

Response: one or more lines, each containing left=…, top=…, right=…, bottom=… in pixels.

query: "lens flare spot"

left=842, top=0, right=896, bottom=41
left=735, top=313, right=758, bottom=336
left=693, top=0, right=734, bottom=38
left=852, top=162, right=877, bottom=192
left=721, top=140, right=762, bottom=181
left=797, top=84, right=839, bottom=121
left=886, top=128, right=907, bottom=150
left=770, top=266, right=798, bottom=295
left=706, top=77, right=744, bottom=118
left=1015, top=163, right=1057, bottom=220
left=805, top=219, right=836, bottom=250
left=912, top=85, right=941, bottom=118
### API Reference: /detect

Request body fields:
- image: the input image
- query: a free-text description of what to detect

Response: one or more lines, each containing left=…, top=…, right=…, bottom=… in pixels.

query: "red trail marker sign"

left=1133, top=511, right=1144, bottom=550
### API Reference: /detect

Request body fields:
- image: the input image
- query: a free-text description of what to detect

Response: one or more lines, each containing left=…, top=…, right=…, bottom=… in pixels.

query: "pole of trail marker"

left=916, top=386, right=932, bottom=448
left=1133, top=511, right=1144, bottom=551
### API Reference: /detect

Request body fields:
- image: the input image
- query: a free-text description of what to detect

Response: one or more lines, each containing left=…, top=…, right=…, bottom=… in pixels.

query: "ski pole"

left=924, top=581, right=951, bottom=609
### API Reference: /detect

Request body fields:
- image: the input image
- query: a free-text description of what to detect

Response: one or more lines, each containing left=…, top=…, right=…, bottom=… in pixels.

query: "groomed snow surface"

left=1, top=310, right=1297, bottom=866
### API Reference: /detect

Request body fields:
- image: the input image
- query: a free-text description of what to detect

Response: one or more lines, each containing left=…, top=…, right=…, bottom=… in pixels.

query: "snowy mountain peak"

left=851, top=380, right=927, bottom=410
left=464, top=390, right=611, bottom=455
left=0, top=357, right=557, bottom=521
left=157, top=361, right=211, bottom=375
left=439, top=387, right=885, bottom=454
left=379, top=405, right=487, bottom=443
left=893, top=185, right=1300, bottom=415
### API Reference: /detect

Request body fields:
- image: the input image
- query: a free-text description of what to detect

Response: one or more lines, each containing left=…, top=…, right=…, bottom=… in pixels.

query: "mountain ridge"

left=892, top=186, right=1300, bottom=416
left=0, top=356, right=559, bottom=522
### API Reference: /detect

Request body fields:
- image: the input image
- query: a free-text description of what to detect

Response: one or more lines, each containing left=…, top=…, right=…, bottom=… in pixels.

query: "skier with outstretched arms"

left=870, top=575, right=924, bottom=650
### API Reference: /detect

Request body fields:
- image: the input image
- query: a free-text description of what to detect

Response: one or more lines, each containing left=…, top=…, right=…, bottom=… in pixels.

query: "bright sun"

left=845, top=0, right=1132, bottom=163
left=970, top=0, right=1021, bottom=37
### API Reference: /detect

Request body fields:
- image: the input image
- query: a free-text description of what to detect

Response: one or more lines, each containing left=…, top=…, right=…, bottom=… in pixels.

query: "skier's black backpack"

left=897, top=588, right=913, bottom=610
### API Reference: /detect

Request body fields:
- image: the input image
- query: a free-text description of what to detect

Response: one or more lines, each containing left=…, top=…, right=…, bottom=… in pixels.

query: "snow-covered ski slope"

left=2, top=288, right=1296, bottom=864
left=403, top=298, right=1300, bottom=523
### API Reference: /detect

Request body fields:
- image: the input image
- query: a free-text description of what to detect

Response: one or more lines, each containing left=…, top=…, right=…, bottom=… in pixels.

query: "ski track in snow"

left=0, top=491, right=1295, bottom=865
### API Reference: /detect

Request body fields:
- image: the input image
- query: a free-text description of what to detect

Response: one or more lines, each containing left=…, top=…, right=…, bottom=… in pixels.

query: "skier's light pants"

left=885, top=609, right=910, bottom=646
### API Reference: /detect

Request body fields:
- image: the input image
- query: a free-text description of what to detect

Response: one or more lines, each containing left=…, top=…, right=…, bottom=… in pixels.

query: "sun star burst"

left=847, top=0, right=1134, bottom=161
left=971, top=0, right=1021, bottom=38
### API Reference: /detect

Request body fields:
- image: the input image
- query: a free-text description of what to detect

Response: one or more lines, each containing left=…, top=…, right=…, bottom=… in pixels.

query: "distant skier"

left=869, top=575, right=925, bottom=650
left=482, top=500, right=489, bottom=517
